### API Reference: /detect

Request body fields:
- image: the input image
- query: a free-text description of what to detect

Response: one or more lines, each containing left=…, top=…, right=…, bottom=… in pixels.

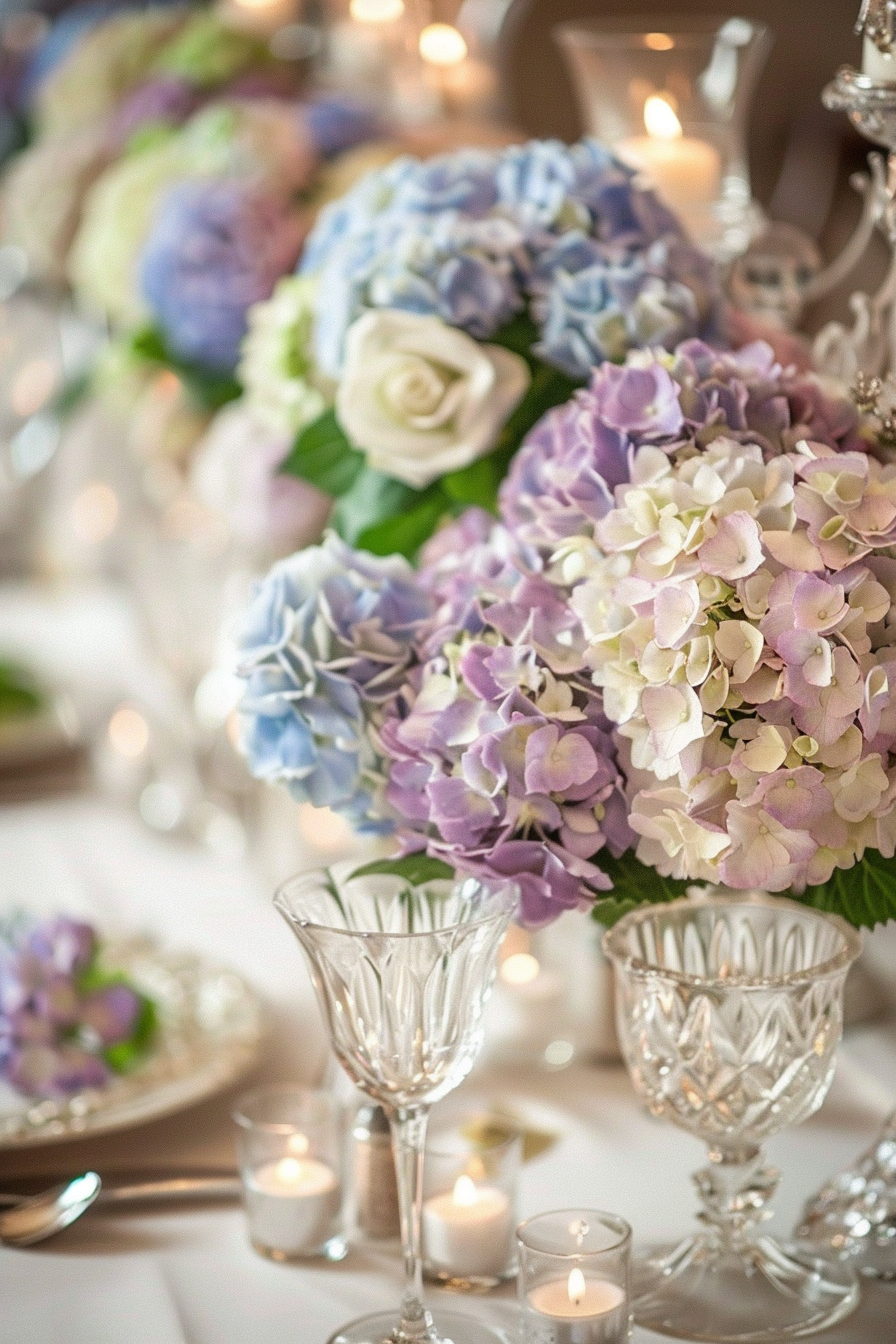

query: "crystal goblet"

left=275, top=862, right=517, bottom=1344
left=603, top=894, right=862, bottom=1342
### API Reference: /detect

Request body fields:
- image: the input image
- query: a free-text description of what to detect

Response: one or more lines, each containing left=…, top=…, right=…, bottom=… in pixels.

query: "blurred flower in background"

left=140, top=176, right=307, bottom=373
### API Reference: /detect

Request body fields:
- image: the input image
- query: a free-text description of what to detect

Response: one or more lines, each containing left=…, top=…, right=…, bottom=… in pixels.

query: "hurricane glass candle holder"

left=232, top=1085, right=346, bottom=1262
left=517, top=1210, right=632, bottom=1344
left=555, top=15, right=771, bottom=258
left=422, top=1128, right=521, bottom=1290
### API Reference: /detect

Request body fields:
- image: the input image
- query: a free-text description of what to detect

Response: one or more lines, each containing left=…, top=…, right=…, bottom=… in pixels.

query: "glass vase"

left=275, top=861, right=517, bottom=1344
left=555, top=15, right=772, bottom=258
left=603, top=894, right=862, bottom=1342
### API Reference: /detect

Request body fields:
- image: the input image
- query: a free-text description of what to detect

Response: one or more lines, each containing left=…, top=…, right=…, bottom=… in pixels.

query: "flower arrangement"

left=265, top=138, right=721, bottom=559
left=235, top=338, right=896, bottom=930
left=0, top=3, right=381, bottom=308
left=0, top=916, right=155, bottom=1098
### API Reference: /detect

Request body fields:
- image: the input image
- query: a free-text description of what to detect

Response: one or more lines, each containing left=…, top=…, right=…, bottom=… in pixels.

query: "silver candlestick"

left=794, top=7, right=896, bottom=1279
left=805, top=3, right=896, bottom=382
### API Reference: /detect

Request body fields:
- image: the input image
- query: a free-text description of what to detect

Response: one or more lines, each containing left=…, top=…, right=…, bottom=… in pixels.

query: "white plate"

left=0, top=939, right=265, bottom=1149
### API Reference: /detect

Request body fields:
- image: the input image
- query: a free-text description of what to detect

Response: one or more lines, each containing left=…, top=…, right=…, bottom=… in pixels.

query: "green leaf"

left=128, top=325, right=240, bottom=412
left=104, top=994, right=157, bottom=1073
left=0, top=661, right=42, bottom=720
left=349, top=854, right=455, bottom=885
left=331, top=467, right=419, bottom=544
left=798, top=848, right=896, bottom=930
left=280, top=409, right=365, bottom=498
left=131, top=326, right=168, bottom=364
left=357, top=487, right=449, bottom=559
left=491, top=313, right=541, bottom=367
left=442, top=453, right=503, bottom=510
left=590, top=851, right=691, bottom=927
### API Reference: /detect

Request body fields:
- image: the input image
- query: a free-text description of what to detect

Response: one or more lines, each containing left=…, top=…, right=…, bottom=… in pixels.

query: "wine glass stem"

left=390, top=1105, right=432, bottom=1342
left=696, top=1144, right=779, bottom=1254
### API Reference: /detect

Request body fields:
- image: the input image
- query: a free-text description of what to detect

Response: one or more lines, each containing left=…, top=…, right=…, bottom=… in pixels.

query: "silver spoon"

left=0, top=1171, right=102, bottom=1247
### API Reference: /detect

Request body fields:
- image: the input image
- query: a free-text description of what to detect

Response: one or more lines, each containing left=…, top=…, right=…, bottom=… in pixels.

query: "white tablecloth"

left=1, top=795, right=895, bottom=1344
left=1, top=583, right=896, bottom=1342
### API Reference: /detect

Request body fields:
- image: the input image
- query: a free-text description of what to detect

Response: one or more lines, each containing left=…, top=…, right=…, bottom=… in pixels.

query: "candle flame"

left=349, top=0, right=404, bottom=22
left=419, top=23, right=468, bottom=66
left=644, top=95, right=682, bottom=140
left=287, top=1132, right=310, bottom=1157
left=275, top=1157, right=303, bottom=1182
left=568, top=1267, right=586, bottom=1305
left=453, top=1174, right=478, bottom=1207
left=645, top=33, right=675, bottom=51
left=501, top=952, right=540, bottom=985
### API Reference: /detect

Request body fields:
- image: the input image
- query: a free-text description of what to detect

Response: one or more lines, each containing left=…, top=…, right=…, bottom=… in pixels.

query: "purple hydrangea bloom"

left=108, top=75, right=200, bottom=149
left=0, top=915, right=147, bottom=1099
left=140, top=177, right=306, bottom=372
left=501, top=338, right=862, bottom=550
left=378, top=536, right=633, bottom=927
left=236, top=533, right=434, bottom=831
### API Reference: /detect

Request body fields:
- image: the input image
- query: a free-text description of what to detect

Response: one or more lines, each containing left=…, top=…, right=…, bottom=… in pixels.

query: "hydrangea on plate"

left=275, top=137, right=722, bottom=560
left=0, top=916, right=155, bottom=1099
left=507, top=340, right=896, bottom=918
left=378, top=517, right=633, bottom=927
left=235, top=533, right=433, bottom=831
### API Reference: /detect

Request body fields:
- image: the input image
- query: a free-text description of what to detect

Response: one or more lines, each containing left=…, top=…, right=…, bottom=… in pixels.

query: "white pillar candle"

left=244, top=1155, right=341, bottom=1255
left=422, top=1174, right=512, bottom=1279
left=863, top=35, right=896, bottom=83
left=618, top=95, right=721, bottom=242
left=527, top=1271, right=629, bottom=1343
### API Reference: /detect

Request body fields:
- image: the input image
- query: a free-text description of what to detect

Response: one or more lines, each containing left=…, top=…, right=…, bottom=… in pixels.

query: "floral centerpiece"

left=0, top=916, right=155, bottom=1097
left=249, top=137, right=721, bottom=558
left=234, top=337, right=896, bottom=930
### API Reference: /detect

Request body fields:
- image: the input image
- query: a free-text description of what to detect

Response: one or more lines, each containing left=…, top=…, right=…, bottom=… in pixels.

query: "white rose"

left=335, top=310, right=530, bottom=490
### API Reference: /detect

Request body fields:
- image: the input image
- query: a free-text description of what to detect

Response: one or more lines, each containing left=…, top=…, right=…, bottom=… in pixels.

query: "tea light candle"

left=528, top=1269, right=629, bottom=1343
left=422, top=1174, right=512, bottom=1278
left=244, top=1152, right=341, bottom=1256
left=863, top=35, right=896, bottom=83
left=619, top=95, right=721, bottom=241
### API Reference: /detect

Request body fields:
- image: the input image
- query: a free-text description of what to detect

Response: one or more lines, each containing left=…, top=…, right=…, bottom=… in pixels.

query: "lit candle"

left=422, top=1173, right=513, bottom=1279
left=244, top=1148, right=341, bottom=1257
left=489, top=950, right=566, bottom=1054
left=527, top=1268, right=629, bottom=1343
left=618, top=95, right=721, bottom=242
left=863, top=35, right=896, bottom=83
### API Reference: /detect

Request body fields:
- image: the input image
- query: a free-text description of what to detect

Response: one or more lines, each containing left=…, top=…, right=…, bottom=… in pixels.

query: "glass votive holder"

left=517, top=1210, right=632, bottom=1343
left=555, top=16, right=772, bottom=258
left=232, top=1085, right=347, bottom=1263
left=422, top=1128, right=521, bottom=1290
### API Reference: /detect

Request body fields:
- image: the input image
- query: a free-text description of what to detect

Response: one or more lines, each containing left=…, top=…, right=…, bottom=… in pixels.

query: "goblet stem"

left=390, top=1106, right=435, bottom=1344
left=694, top=1145, right=779, bottom=1255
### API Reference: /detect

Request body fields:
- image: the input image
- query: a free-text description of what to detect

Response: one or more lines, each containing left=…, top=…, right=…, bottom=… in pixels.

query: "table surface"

left=1, top=583, right=895, bottom=1344
left=2, top=793, right=895, bottom=1344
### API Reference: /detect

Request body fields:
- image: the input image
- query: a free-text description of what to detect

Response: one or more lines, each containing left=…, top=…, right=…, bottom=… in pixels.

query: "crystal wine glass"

left=275, top=862, right=517, bottom=1344
left=603, top=893, right=863, bottom=1342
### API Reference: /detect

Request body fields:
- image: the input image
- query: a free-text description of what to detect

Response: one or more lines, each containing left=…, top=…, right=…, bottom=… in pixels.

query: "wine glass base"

left=632, top=1235, right=860, bottom=1342
left=327, top=1309, right=513, bottom=1344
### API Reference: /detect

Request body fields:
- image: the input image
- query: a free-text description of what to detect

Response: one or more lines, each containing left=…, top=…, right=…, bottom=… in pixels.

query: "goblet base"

left=632, top=1234, right=859, bottom=1342
left=327, top=1309, right=513, bottom=1344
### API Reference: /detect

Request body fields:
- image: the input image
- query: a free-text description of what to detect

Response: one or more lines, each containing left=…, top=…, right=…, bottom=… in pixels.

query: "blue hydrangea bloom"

left=299, top=136, right=720, bottom=383
left=304, top=95, right=382, bottom=160
left=236, top=535, right=433, bottom=831
left=140, top=177, right=304, bottom=373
